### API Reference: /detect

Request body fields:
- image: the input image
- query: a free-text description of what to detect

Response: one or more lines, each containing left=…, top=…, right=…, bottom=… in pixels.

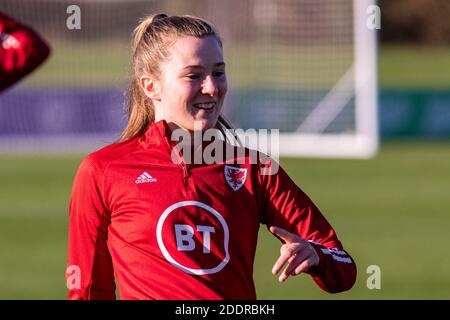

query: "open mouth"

left=193, top=102, right=216, bottom=111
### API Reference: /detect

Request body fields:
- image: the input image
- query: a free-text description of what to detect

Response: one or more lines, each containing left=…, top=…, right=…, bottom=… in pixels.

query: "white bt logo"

left=135, top=172, right=157, bottom=184
left=175, top=224, right=215, bottom=253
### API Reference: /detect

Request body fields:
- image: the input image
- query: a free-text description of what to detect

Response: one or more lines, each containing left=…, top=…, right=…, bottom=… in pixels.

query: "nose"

left=201, top=75, right=218, bottom=96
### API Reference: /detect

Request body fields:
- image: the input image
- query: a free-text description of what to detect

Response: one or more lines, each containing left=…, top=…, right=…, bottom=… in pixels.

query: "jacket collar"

left=138, top=120, right=223, bottom=165
left=139, top=119, right=174, bottom=151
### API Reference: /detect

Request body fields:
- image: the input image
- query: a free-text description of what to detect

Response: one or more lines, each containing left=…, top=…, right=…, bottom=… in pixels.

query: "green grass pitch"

left=0, top=141, right=449, bottom=299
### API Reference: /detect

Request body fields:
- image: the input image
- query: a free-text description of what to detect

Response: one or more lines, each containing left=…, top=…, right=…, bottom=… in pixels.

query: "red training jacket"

left=66, top=119, right=357, bottom=299
left=0, top=12, right=50, bottom=92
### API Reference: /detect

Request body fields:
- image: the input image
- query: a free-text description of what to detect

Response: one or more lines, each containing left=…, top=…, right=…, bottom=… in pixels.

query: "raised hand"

left=270, top=226, right=320, bottom=283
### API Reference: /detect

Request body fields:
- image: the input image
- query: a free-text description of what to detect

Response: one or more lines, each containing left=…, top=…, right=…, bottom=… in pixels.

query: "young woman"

left=66, top=14, right=356, bottom=300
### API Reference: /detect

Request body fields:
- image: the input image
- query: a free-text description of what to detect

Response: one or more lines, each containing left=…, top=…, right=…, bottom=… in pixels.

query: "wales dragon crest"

left=224, top=165, right=247, bottom=191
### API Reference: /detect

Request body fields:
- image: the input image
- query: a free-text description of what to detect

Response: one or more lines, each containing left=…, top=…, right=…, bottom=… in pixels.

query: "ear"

left=140, top=75, right=161, bottom=101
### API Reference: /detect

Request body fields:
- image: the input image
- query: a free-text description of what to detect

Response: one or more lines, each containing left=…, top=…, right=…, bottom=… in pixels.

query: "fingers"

left=292, top=249, right=320, bottom=275
left=278, top=255, right=297, bottom=282
left=272, top=243, right=308, bottom=281
left=280, top=250, right=309, bottom=282
left=269, top=226, right=298, bottom=244
left=271, top=243, right=298, bottom=276
left=270, top=226, right=320, bottom=282
left=292, top=259, right=312, bottom=276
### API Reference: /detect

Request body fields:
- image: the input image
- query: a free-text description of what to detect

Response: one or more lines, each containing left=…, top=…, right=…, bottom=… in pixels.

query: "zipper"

left=180, top=162, right=190, bottom=190
left=168, top=135, right=191, bottom=191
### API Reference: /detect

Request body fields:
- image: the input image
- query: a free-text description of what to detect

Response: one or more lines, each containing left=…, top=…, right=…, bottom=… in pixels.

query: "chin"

left=191, top=118, right=218, bottom=132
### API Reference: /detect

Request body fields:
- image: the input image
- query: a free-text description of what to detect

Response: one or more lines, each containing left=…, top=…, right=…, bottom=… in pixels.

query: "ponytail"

left=132, top=14, right=167, bottom=53
left=120, top=77, right=154, bottom=140
left=120, top=14, right=166, bottom=141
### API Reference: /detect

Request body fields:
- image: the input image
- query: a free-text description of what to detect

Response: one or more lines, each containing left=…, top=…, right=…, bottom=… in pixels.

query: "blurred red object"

left=0, top=12, right=50, bottom=92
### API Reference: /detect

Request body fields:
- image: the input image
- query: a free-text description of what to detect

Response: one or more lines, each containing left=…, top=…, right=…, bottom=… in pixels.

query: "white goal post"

left=268, top=0, right=378, bottom=159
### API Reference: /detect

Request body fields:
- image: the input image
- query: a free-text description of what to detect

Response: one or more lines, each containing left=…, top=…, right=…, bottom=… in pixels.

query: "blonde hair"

left=121, top=13, right=234, bottom=141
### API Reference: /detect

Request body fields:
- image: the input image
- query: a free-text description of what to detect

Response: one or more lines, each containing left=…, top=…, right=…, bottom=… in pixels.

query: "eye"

left=213, top=71, right=225, bottom=78
left=186, top=73, right=201, bottom=80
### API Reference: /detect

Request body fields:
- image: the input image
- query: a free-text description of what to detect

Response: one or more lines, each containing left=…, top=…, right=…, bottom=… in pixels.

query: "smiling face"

left=142, top=35, right=227, bottom=132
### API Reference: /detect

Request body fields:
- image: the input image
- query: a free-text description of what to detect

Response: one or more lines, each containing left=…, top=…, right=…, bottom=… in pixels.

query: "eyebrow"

left=181, top=62, right=226, bottom=70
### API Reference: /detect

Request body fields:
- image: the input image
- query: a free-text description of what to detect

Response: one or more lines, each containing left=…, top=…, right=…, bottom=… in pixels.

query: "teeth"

left=194, top=102, right=215, bottom=110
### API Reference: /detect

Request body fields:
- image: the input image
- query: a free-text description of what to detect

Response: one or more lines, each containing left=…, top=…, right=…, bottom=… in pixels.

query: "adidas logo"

left=135, top=172, right=157, bottom=184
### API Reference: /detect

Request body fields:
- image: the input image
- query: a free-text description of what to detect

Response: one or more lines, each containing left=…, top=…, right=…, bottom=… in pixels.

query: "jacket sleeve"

left=258, top=158, right=357, bottom=293
left=66, top=156, right=116, bottom=300
left=0, top=12, right=50, bottom=92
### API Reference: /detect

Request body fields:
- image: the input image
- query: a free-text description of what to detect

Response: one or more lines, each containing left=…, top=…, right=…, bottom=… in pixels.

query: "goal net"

left=0, top=0, right=378, bottom=158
